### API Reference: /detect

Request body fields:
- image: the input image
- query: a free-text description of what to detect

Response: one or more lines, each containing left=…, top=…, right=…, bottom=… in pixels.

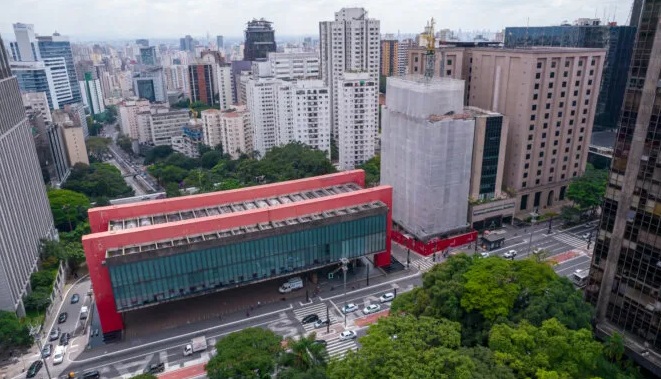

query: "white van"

left=571, top=269, right=590, bottom=288
left=52, top=345, right=65, bottom=365
left=80, top=306, right=89, bottom=320
left=278, top=277, right=304, bottom=293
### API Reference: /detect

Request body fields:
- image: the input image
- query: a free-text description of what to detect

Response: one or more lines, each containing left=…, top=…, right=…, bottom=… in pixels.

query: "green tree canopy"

left=566, top=165, right=608, bottom=211
left=0, top=311, right=32, bottom=354
left=357, top=155, right=380, bottom=187
left=117, top=134, right=133, bottom=154
left=144, top=145, right=175, bottom=164
left=205, top=327, right=283, bottom=379
left=63, top=163, right=133, bottom=201
left=47, top=189, right=90, bottom=232
left=277, top=333, right=328, bottom=379
left=129, top=374, right=157, bottom=379
left=86, top=136, right=111, bottom=160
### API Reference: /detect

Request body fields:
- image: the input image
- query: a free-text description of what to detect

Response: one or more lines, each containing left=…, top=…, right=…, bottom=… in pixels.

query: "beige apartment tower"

left=467, top=47, right=606, bottom=216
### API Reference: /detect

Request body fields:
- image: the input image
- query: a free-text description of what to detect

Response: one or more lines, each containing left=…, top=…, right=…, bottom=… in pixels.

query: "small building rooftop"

left=108, top=182, right=363, bottom=232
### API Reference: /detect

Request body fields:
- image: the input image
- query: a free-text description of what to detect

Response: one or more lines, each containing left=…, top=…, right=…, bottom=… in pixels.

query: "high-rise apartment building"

left=467, top=47, right=605, bottom=215
left=586, top=2, right=661, bottom=375
left=180, top=35, right=195, bottom=53
left=139, top=46, right=157, bottom=66
left=380, top=38, right=398, bottom=77
left=188, top=63, right=215, bottom=105
left=267, top=52, right=320, bottom=80
left=505, top=21, right=637, bottom=130
left=202, top=107, right=253, bottom=158
left=149, top=108, right=190, bottom=146
left=0, top=34, right=55, bottom=314
left=35, top=33, right=82, bottom=106
left=320, top=7, right=380, bottom=169
left=397, top=39, right=416, bottom=76
left=243, top=19, right=276, bottom=61
left=53, top=109, right=89, bottom=166
left=216, top=35, right=224, bottom=50
left=200, top=51, right=233, bottom=110
left=118, top=99, right=150, bottom=140
left=79, top=72, right=105, bottom=115
left=10, top=61, right=60, bottom=109
left=27, top=108, right=69, bottom=185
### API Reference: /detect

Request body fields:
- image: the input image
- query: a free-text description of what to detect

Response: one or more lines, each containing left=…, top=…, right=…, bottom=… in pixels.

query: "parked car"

left=70, top=294, right=80, bottom=304
left=26, top=361, right=43, bottom=378
left=59, top=332, right=70, bottom=346
left=58, top=312, right=68, bottom=324
left=342, top=303, right=358, bottom=313
left=301, top=314, right=319, bottom=324
left=41, top=343, right=52, bottom=358
left=480, top=252, right=491, bottom=258
left=49, top=327, right=60, bottom=341
left=314, top=319, right=330, bottom=328
left=363, top=304, right=381, bottom=315
left=52, top=345, right=65, bottom=365
left=143, top=362, right=165, bottom=374
left=379, top=293, right=395, bottom=303
left=339, top=330, right=357, bottom=341
left=503, top=250, right=517, bottom=259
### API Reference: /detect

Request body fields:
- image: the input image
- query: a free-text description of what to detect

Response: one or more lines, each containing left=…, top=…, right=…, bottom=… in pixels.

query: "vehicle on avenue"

left=59, top=332, right=70, bottom=346
left=532, top=247, right=542, bottom=255
left=480, top=252, right=491, bottom=258
left=52, top=345, right=66, bottom=365
left=363, top=304, right=381, bottom=314
left=503, top=250, right=517, bottom=259
left=379, top=293, right=395, bottom=303
left=278, top=277, right=304, bottom=293
left=49, top=327, right=60, bottom=341
left=81, top=370, right=101, bottom=379
left=339, top=330, right=357, bottom=341
left=342, top=303, right=358, bottom=313
left=58, top=312, right=68, bottom=324
left=80, top=306, right=89, bottom=320
left=26, top=360, right=43, bottom=378
left=41, top=343, right=52, bottom=358
left=314, top=319, right=330, bottom=328
left=301, top=314, right=320, bottom=324
left=183, top=336, right=208, bottom=356
left=143, top=362, right=165, bottom=374
left=70, top=293, right=80, bottom=304
left=312, top=339, right=327, bottom=346
left=582, top=232, right=591, bottom=240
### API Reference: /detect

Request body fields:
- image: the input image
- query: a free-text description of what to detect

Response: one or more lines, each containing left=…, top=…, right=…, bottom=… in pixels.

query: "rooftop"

left=108, top=182, right=363, bottom=232
left=106, top=200, right=385, bottom=260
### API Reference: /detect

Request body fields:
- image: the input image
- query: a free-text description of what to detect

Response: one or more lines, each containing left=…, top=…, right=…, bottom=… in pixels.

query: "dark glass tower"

left=36, top=34, right=82, bottom=105
left=505, top=23, right=636, bottom=131
left=585, top=0, right=661, bottom=375
left=243, top=19, right=276, bottom=61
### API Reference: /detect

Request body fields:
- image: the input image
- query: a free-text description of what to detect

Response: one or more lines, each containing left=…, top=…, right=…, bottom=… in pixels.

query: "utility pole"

left=29, top=324, right=52, bottom=379
left=528, top=213, right=538, bottom=254
left=326, top=304, right=330, bottom=334
left=547, top=217, right=553, bottom=234
left=341, top=258, right=349, bottom=327
left=366, top=263, right=369, bottom=286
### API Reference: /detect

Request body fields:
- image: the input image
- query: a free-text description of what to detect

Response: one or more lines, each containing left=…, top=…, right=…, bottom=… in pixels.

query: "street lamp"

left=340, top=258, right=349, bottom=328
left=528, top=213, right=538, bottom=254
left=29, top=324, right=52, bottom=379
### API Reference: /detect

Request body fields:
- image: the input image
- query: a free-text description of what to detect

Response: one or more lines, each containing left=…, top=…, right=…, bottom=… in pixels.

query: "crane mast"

left=424, top=18, right=436, bottom=80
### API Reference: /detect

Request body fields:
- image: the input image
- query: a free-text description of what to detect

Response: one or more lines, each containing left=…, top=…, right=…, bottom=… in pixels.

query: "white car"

left=582, top=232, right=591, bottom=240
left=480, top=252, right=491, bottom=258
left=342, top=303, right=358, bottom=313
left=379, top=293, right=395, bottom=303
left=363, top=304, right=381, bottom=314
left=339, top=330, right=357, bottom=341
left=503, top=250, right=517, bottom=259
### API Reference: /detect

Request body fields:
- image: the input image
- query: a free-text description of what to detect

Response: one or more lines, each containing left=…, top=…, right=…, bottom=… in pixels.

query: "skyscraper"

left=380, top=38, right=399, bottom=77
left=0, top=34, right=56, bottom=315
left=586, top=1, right=661, bottom=374
left=243, top=19, right=276, bottom=61
left=180, top=35, right=195, bottom=53
left=35, top=33, right=82, bottom=105
left=139, top=46, right=157, bottom=66
left=188, top=63, right=215, bottom=105
left=319, top=7, right=380, bottom=169
left=216, top=35, right=224, bottom=50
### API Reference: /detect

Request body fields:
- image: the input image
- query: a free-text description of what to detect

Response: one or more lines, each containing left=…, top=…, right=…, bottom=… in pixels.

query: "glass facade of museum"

left=109, top=213, right=386, bottom=311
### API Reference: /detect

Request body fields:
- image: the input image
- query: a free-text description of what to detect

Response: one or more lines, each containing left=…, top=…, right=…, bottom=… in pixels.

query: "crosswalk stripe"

left=553, top=234, right=587, bottom=248
left=325, top=339, right=358, bottom=358
left=293, top=303, right=339, bottom=332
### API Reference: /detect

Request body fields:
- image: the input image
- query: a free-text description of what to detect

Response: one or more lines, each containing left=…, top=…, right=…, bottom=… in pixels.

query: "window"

left=578, top=60, right=583, bottom=66
left=550, top=72, right=555, bottom=78
left=536, top=73, right=541, bottom=79
left=543, top=123, right=548, bottom=129
left=559, top=102, right=564, bottom=107
left=551, top=61, right=557, bottom=68
left=537, top=62, right=542, bottom=69
left=529, top=124, right=535, bottom=131
left=571, top=110, right=576, bottom=116
left=549, top=82, right=554, bottom=89
left=535, top=83, right=540, bottom=90
left=577, top=70, right=582, bottom=77
left=575, top=81, right=580, bottom=86
left=526, top=154, right=531, bottom=159
left=533, top=93, right=538, bottom=100
left=563, top=71, right=568, bottom=77
left=522, top=182, right=527, bottom=188
left=558, top=111, right=563, bottom=117
left=552, top=150, right=557, bottom=155
left=562, top=81, right=567, bottom=88
left=532, top=104, right=537, bottom=111
left=520, top=195, right=529, bottom=211
left=523, top=172, right=528, bottom=178
left=414, top=56, right=419, bottom=62
left=539, top=151, right=544, bottom=158
left=547, top=93, right=552, bottom=99
left=446, top=70, right=452, bottom=76
left=535, top=179, right=541, bottom=185
left=546, top=103, right=551, bottom=109
left=447, top=59, right=452, bottom=65
left=555, top=131, right=560, bottom=136
left=542, top=132, right=547, bottom=138
left=524, top=163, right=530, bottom=169
left=588, top=79, right=593, bottom=85
left=530, top=114, right=536, bottom=121
left=591, top=59, right=595, bottom=66
left=544, top=113, right=550, bottom=119
left=589, top=69, right=594, bottom=76
left=556, top=121, right=561, bottom=127
left=574, top=90, right=579, bottom=96
left=554, top=140, right=559, bottom=146
left=572, top=100, right=577, bottom=106
left=561, top=91, right=566, bottom=98
left=565, top=61, right=570, bottom=67
left=582, top=118, right=587, bottom=124
left=527, top=143, right=532, bottom=149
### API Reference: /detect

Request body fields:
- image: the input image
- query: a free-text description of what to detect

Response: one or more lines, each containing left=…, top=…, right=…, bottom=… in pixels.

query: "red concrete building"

left=83, top=170, right=392, bottom=339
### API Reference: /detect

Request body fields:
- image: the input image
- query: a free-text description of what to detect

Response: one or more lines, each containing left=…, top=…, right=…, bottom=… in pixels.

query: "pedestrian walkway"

left=292, top=303, right=339, bottom=333
left=414, top=258, right=439, bottom=273
left=553, top=233, right=588, bottom=249
left=325, top=338, right=358, bottom=359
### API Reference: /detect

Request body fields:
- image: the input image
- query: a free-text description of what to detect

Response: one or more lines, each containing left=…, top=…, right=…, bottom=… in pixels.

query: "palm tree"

left=278, top=333, right=327, bottom=376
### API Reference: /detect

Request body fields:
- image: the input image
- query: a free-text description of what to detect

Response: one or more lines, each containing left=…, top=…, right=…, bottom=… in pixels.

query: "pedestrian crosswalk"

left=554, top=233, right=588, bottom=249
left=415, top=258, right=440, bottom=273
left=293, top=302, right=339, bottom=333
left=325, top=337, right=358, bottom=359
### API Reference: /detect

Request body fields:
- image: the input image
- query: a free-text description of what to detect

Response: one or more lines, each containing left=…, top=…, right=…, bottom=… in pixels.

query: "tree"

left=205, top=327, right=283, bottom=379
left=603, top=333, right=625, bottom=363
left=165, top=183, right=181, bottom=198
left=357, top=155, right=380, bottom=187
left=47, top=189, right=90, bottom=232
left=105, top=105, right=118, bottom=124
left=277, top=333, right=327, bottom=378
left=144, top=145, right=174, bottom=164
left=30, top=270, right=56, bottom=289
left=117, top=134, right=133, bottom=154
left=24, top=286, right=52, bottom=312
left=63, top=163, right=133, bottom=201
left=566, top=165, right=608, bottom=213
left=129, top=375, right=157, bottom=379
left=200, top=150, right=223, bottom=169
left=0, top=311, right=32, bottom=353
left=86, top=136, right=111, bottom=160
left=560, top=205, right=582, bottom=225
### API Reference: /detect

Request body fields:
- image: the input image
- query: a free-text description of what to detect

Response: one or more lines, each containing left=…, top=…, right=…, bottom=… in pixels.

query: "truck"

left=278, top=277, right=304, bottom=293
left=183, top=336, right=208, bottom=356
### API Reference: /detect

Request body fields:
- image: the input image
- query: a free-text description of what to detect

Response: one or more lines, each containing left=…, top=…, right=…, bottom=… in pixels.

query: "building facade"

left=397, top=39, right=416, bottom=76
left=22, top=91, right=52, bottom=123
left=11, top=61, right=62, bottom=109
left=53, top=109, right=89, bottom=165
left=171, top=123, right=203, bottom=158
left=83, top=170, right=392, bottom=338
left=337, top=72, right=378, bottom=170
left=139, top=46, right=157, bottom=66
left=586, top=2, right=661, bottom=375
left=36, top=34, right=82, bottom=106
left=244, top=19, right=276, bottom=61
left=380, top=38, right=398, bottom=77
left=188, top=63, right=215, bottom=106
left=202, top=107, right=252, bottom=158
left=133, top=67, right=167, bottom=103
left=118, top=99, right=150, bottom=140
left=149, top=108, right=190, bottom=146
left=0, top=35, right=56, bottom=314
left=505, top=22, right=637, bottom=130
left=267, top=52, right=320, bottom=80
left=79, top=72, right=105, bottom=115
left=467, top=47, right=606, bottom=215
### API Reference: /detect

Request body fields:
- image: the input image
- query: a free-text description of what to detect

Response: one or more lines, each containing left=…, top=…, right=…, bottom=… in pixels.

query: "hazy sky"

left=0, top=0, right=633, bottom=41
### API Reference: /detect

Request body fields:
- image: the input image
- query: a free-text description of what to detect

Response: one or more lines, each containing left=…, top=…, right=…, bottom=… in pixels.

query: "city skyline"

left=0, top=0, right=632, bottom=41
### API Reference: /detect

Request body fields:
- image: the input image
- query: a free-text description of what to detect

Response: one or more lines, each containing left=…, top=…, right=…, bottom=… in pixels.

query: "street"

left=12, top=221, right=598, bottom=379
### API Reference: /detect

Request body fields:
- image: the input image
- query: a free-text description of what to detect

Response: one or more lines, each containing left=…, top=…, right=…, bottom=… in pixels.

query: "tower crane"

left=423, top=18, right=436, bottom=80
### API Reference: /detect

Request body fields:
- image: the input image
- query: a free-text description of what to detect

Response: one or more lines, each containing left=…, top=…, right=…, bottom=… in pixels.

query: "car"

left=379, top=293, right=395, bottom=303
left=363, top=304, right=381, bottom=314
left=59, top=332, right=70, bottom=346
left=532, top=247, right=542, bottom=255
left=143, top=362, right=165, bottom=374
left=314, top=319, right=330, bottom=328
left=342, top=303, right=358, bottom=313
left=480, top=252, right=491, bottom=258
left=25, top=360, right=43, bottom=378
left=41, top=343, right=52, bottom=358
left=301, top=314, right=319, bottom=324
left=58, top=312, right=68, bottom=324
left=70, top=293, right=80, bottom=304
left=582, top=232, right=591, bottom=240
left=339, top=330, right=357, bottom=341
left=49, top=327, right=60, bottom=341
left=503, top=250, right=517, bottom=259
left=312, top=339, right=327, bottom=346
left=52, top=346, right=65, bottom=365
left=81, top=370, right=101, bottom=379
